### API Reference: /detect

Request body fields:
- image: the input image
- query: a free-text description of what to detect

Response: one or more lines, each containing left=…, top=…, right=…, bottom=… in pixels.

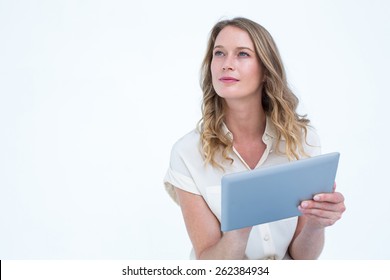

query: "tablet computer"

left=221, top=152, right=340, bottom=232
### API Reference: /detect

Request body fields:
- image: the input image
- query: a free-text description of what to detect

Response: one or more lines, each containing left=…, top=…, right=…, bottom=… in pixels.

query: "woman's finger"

left=313, top=191, right=345, bottom=204
left=300, top=200, right=346, bottom=213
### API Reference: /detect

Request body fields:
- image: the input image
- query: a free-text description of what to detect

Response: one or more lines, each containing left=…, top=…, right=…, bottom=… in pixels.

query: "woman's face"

left=211, top=26, right=264, bottom=102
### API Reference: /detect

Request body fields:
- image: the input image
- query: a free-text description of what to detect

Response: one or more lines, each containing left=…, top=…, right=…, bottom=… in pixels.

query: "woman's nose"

left=222, top=56, right=235, bottom=71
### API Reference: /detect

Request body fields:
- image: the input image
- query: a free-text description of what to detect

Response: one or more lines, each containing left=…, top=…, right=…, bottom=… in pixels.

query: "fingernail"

left=301, top=201, right=308, bottom=208
left=314, top=195, right=321, bottom=201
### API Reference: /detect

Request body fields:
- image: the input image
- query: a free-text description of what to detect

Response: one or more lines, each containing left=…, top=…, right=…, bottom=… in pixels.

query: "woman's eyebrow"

left=213, top=45, right=255, bottom=53
left=236, top=47, right=255, bottom=53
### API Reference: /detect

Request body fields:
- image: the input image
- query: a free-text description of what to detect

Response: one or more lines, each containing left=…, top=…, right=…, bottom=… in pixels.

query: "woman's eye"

left=238, top=51, right=250, bottom=57
left=214, top=50, right=224, bottom=57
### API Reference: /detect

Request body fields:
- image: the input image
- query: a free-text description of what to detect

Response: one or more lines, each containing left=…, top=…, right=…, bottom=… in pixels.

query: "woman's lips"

left=219, top=77, right=239, bottom=83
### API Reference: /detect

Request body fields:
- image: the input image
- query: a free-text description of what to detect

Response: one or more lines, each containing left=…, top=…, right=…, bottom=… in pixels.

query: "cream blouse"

left=164, top=117, right=321, bottom=259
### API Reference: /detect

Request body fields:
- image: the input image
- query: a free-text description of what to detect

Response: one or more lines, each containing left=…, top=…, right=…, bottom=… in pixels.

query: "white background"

left=0, top=0, right=389, bottom=259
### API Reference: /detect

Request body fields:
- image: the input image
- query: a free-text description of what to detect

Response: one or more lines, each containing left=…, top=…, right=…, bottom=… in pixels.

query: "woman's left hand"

left=298, top=183, right=346, bottom=229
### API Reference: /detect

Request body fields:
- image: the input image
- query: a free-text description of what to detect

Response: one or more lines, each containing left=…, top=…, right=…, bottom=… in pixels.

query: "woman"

left=164, top=17, right=345, bottom=260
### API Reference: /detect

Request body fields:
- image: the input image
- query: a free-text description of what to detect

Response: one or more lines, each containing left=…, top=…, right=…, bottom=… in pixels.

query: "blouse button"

left=264, top=234, right=270, bottom=241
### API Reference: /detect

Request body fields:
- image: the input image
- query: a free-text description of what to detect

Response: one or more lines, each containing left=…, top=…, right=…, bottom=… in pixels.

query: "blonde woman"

left=164, top=17, right=345, bottom=260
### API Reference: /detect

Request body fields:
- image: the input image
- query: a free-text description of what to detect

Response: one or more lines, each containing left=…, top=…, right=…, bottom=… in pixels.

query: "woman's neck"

left=224, top=97, right=266, bottom=142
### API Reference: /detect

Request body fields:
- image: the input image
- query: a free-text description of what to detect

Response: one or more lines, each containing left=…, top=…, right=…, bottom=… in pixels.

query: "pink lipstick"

left=219, top=76, right=239, bottom=83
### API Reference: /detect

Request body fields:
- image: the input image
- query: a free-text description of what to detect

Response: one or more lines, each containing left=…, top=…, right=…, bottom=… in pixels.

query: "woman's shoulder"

left=171, top=128, right=201, bottom=155
left=305, top=125, right=321, bottom=146
left=168, top=128, right=204, bottom=172
left=303, top=125, right=321, bottom=156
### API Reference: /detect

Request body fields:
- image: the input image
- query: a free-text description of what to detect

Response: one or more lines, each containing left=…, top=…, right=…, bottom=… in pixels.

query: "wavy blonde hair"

left=198, top=17, right=310, bottom=168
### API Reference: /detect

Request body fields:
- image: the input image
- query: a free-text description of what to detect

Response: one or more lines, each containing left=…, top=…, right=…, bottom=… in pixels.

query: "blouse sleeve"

left=163, top=139, right=201, bottom=205
left=304, top=126, right=322, bottom=157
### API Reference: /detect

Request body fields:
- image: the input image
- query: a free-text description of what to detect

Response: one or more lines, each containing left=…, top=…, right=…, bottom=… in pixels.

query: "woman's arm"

left=175, top=187, right=252, bottom=259
left=289, top=186, right=346, bottom=259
